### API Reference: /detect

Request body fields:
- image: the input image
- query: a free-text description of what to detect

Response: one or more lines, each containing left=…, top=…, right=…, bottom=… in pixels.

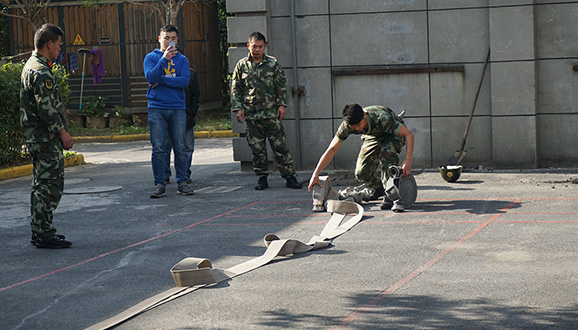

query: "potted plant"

left=108, top=105, right=130, bottom=128
left=81, top=96, right=109, bottom=128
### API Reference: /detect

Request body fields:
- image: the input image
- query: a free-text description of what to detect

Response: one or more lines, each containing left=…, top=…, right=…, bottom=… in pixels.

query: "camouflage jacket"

left=336, top=105, right=403, bottom=142
left=20, top=51, right=67, bottom=143
left=231, top=53, right=287, bottom=120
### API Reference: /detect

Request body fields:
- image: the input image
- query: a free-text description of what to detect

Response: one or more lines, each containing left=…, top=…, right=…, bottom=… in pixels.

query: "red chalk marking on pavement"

left=202, top=222, right=329, bottom=226
left=365, top=220, right=488, bottom=225
left=418, top=197, right=578, bottom=201
left=495, top=220, right=578, bottom=224
left=258, top=200, right=310, bottom=204
left=3, top=197, right=573, bottom=296
left=0, top=202, right=259, bottom=293
left=222, top=213, right=330, bottom=218
left=331, top=200, right=522, bottom=329
left=510, top=212, right=578, bottom=215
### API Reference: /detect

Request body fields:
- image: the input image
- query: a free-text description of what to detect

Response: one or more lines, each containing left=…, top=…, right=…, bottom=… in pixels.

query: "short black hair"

left=342, top=103, right=365, bottom=125
left=248, top=31, right=267, bottom=43
left=160, top=24, right=178, bottom=35
left=34, top=23, right=64, bottom=50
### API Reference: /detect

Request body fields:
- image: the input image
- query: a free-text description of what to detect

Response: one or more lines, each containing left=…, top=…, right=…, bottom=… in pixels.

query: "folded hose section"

left=86, top=176, right=363, bottom=330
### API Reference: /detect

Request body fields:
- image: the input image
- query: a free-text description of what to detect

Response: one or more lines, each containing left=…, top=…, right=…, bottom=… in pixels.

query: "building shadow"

left=411, top=199, right=522, bottom=214
left=255, top=294, right=578, bottom=329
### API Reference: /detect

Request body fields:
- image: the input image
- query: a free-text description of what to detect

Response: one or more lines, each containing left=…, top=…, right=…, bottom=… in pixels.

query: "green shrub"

left=0, top=60, right=71, bottom=168
left=82, top=96, right=109, bottom=118
left=52, top=63, right=71, bottom=107
left=0, top=62, right=25, bottom=167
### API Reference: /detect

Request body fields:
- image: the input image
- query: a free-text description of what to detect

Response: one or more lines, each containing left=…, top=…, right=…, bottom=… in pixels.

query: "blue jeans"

left=165, top=128, right=195, bottom=180
left=148, top=108, right=188, bottom=186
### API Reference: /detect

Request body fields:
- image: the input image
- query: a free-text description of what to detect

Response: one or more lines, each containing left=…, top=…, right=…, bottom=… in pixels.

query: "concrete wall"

left=227, top=0, right=578, bottom=171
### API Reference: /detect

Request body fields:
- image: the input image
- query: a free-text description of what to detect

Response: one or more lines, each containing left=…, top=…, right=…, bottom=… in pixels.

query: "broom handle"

left=460, top=48, right=491, bottom=151
left=79, top=53, right=87, bottom=110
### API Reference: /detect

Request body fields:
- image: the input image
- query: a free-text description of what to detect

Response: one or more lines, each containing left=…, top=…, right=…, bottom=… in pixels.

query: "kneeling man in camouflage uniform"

left=20, top=24, right=73, bottom=248
left=308, top=104, right=415, bottom=210
left=231, top=32, right=301, bottom=190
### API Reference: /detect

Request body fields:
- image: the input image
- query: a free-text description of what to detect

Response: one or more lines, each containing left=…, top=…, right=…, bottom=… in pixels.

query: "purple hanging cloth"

left=89, top=49, right=106, bottom=85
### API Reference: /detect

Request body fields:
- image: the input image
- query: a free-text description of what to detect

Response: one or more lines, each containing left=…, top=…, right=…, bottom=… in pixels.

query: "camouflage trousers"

left=354, top=134, right=404, bottom=189
left=245, top=118, right=296, bottom=178
left=27, top=142, right=64, bottom=241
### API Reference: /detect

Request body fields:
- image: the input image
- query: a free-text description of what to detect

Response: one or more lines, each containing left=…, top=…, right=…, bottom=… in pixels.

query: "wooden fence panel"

left=182, top=2, right=222, bottom=104
left=124, top=1, right=160, bottom=77
left=61, top=4, right=121, bottom=77
left=11, top=7, right=60, bottom=57
left=10, top=1, right=222, bottom=113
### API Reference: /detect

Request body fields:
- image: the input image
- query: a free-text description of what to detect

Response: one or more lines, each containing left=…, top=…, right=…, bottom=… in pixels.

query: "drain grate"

left=194, top=186, right=243, bottom=194
left=64, top=186, right=123, bottom=194
left=65, top=178, right=92, bottom=184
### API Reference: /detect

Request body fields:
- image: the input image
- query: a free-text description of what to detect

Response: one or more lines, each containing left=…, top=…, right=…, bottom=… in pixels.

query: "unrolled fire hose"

left=86, top=176, right=363, bottom=330
left=313, top=167, right=418, bottom=213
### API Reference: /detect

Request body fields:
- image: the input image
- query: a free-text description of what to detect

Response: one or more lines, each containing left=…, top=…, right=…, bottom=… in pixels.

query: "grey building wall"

left=227, top=0, right=578, bottom=171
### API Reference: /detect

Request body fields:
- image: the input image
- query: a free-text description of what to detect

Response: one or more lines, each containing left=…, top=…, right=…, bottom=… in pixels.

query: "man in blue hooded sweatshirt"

left=144, top=25, right=192, bottom=198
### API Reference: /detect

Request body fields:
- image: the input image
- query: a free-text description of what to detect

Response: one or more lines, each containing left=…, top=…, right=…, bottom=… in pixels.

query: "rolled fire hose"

left=86, top=176, right=363, bottom=330
left=385, top=165, right=418, bottom=207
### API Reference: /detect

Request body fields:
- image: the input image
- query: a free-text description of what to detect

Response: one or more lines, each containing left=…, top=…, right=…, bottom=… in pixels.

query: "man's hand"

left=163, top=45, right=177, bottom=61
left=235, top=110, right=245, bottom=123
left=59, top=129, right=73, bottom=150
left=400, top=160, right=412, bottom=177
left=277, top=105, right=286, bottom=121
left=307, top=137, right=343, bottom=191
left=150, top=83, right=159, bottom=89
left=397, top=125, right=414, bottom=177
left=308, top=175, right=322, bottom=191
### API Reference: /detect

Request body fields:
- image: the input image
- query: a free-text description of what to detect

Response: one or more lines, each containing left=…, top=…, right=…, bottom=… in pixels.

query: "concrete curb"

left=0, top=130, right=237, bottom=181
left=0, top=154, right=85, bottom=181
left=73, top=134, right=150, bottom=143
left=73, top=130, right=237, bottom=144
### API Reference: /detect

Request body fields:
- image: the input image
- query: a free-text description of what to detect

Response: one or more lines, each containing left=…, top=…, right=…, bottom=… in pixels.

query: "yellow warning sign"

left=73, top=34, right=85, bottom=45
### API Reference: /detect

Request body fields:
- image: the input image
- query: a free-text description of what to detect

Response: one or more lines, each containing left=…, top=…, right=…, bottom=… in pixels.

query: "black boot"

left=286, top=175, right=302, bottom=189
left=31, top=232, right=66, bottom=245
left=35, top=236, right=72, bottom=249
left=391, top=200, right=405, bottom=213
left=380, top=197, right=394, bottom=210
left=255, top=176, right=269, bottom=190
left=369, top=186, right=385, bottom=200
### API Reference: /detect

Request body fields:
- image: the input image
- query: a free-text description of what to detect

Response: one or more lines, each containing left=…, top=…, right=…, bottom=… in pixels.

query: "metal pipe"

left=290, top=0, right=303, bottom=170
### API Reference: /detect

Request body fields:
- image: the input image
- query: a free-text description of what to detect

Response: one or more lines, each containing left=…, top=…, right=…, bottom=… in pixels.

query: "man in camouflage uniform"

left=231, top=32, right=301, bottom=190
left=20, top=23, right=73, bottom=248
left=308, top=103, right=415, bottom=210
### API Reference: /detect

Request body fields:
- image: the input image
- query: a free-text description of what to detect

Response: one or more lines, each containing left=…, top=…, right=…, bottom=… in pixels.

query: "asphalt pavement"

left=1, top=138, right=577, bottom=330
